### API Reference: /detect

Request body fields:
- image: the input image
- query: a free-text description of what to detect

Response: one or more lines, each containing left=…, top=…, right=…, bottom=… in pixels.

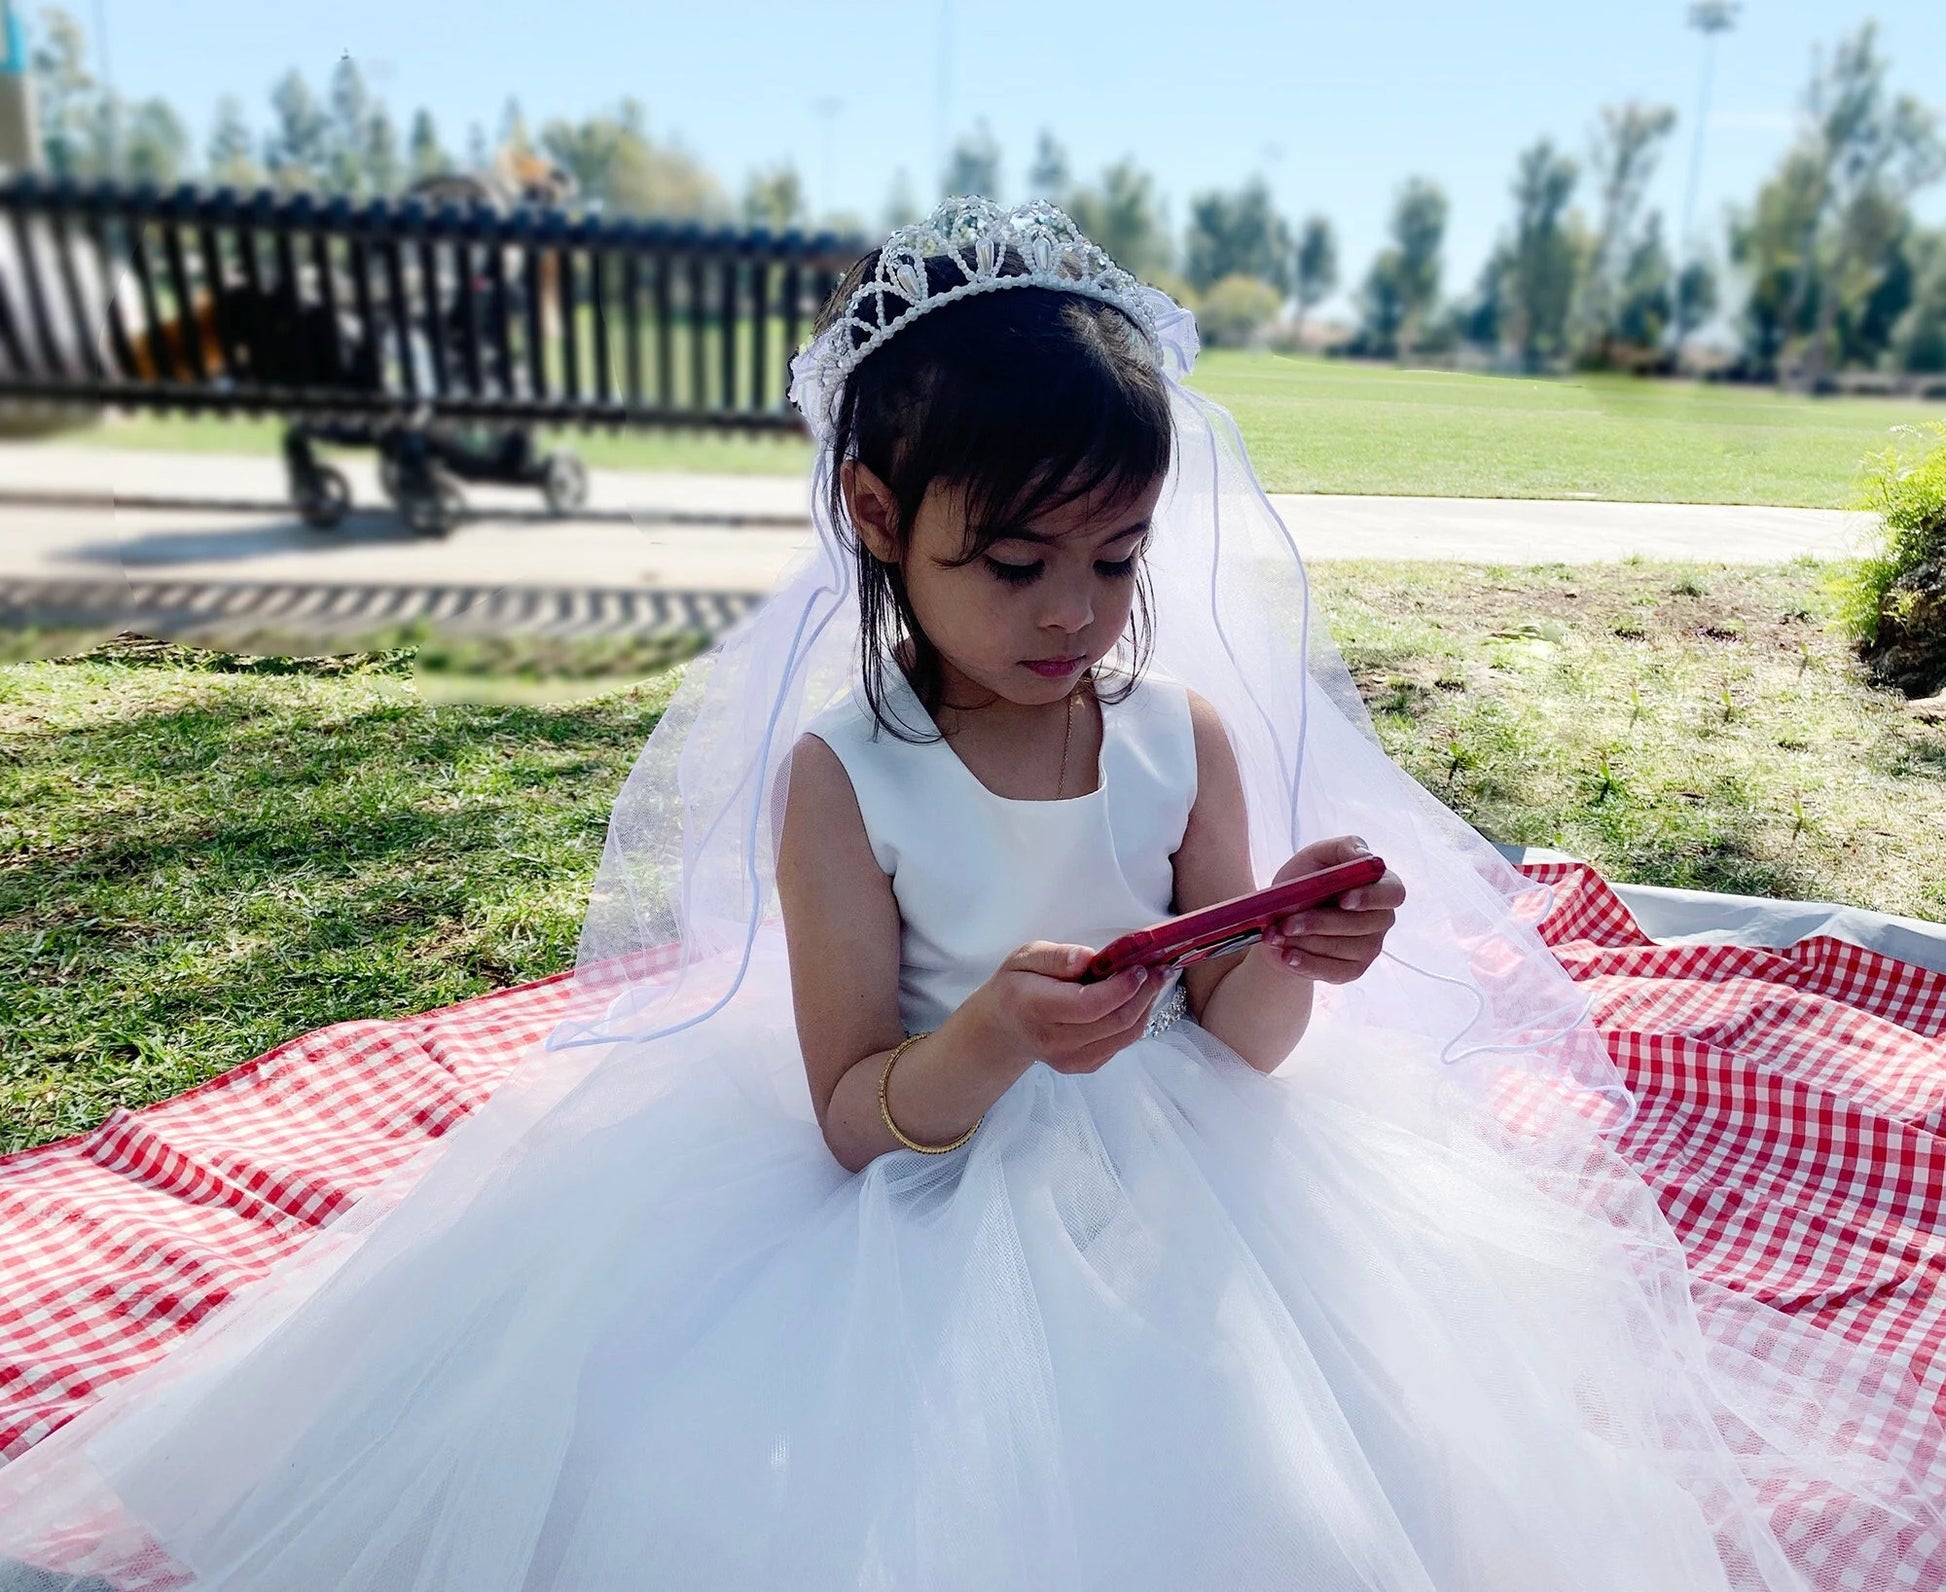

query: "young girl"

left=0, top=199, right=1939, bottom=1591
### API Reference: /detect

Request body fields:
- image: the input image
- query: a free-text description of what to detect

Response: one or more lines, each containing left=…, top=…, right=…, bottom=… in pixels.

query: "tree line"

left=19, top=7, right=1945, bottom=382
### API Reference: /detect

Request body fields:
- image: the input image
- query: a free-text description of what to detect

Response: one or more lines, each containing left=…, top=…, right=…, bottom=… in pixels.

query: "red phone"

left=1078, top=854, right=1387, bottom=984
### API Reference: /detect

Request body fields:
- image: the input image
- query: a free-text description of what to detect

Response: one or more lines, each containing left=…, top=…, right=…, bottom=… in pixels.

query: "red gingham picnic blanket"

left=3, top=863, right=1943, bottom=1469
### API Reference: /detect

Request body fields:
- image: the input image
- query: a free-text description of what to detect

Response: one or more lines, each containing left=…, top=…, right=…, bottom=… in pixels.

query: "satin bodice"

left=804, top=666, right=1198, bottom=1034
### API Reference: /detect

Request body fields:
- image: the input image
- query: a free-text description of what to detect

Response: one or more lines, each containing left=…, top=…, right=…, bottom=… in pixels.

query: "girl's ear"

left=841, top=459, right=901, bottom=564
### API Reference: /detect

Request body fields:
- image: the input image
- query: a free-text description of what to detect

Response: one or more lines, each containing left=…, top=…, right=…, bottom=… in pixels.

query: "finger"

left=1275, top=941, right=1383, bottom=983
left=1006, top=941, right=1097, bottom=980
left=1338, top=871, right=1406, bottom=912
left=1025, top=964, right=1150, bottom=1036
left=1046, top=974, right=1163, bottom=1058
left=1062, top=965, right=1156, bottom=1029
left=1273, top=906, right=1397, bottom=941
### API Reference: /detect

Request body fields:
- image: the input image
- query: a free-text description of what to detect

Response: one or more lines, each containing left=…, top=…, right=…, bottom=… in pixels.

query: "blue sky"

left=50, top=1, right=1946, bottom=311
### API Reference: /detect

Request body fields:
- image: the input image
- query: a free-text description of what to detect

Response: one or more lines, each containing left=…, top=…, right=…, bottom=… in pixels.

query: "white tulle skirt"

left=1, top=957, right=1941, bottom=1590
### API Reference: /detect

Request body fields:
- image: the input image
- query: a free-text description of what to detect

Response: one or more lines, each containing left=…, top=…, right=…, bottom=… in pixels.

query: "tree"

left=1025, top=130, right=1069, bottom=202
left=408, top=110, right=447, bottom=184
left=208, top=95, right=262, bottom=188
left=1782, top=22, right=1945, bottom=383
left=265, top=70, right=329, bottom=190
left=363, top=103, right=401, bottom=196
left=1676, top=256, right=1719, bottom=340
left=882, top=169, right=921, bottom=230
left=536, top=100, right=726, bottom=219
left=742, top=165, right=806, bottom=232
left=123, top=99, right=188, bottom=187
left=326, top=58, right=373, bottom=193
left=1613, top=213, right=1675, bottom=350
left=30, top=5, right=105, bottom=179
left=498, top=97, right=531, bottom=157
left=1730, top=145, right=1822, bottom=373
left=1891, top=229, right=1946, bottom=373
left=1499, top=139, right=1580, bottom=370
left=1575, top=102, right=1677, bottom=362
left=943, top=122, right=1001, bottom=200
left=1293, top=215, right=1338, bottom=338
left=1184, top=177, right=1293, bottom=294
left=1066, top=159, right=1171, bottom=281
left=1357, top=179, right=1446, bottom=358
left=1197, top=275, right=1284, bottom=348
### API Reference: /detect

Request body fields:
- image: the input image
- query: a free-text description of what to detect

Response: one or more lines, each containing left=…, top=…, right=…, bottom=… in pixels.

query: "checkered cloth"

left=3, top=864, right=1942, bottom=1520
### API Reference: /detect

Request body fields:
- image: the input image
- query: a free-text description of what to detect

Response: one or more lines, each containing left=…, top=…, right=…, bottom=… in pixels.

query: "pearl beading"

left=787, top=196, right=1162, bottom=444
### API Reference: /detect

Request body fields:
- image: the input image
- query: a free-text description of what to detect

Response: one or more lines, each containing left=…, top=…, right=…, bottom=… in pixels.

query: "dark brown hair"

left=814, top=249, right=1174, bottom=739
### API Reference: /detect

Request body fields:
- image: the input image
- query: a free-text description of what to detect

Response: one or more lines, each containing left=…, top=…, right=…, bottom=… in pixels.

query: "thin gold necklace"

left=1055, top=683, right=1078, bottom=798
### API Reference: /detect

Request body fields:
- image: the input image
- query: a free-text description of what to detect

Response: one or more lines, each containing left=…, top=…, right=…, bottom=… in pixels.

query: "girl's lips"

left=1023, top=656, right=1085, bottom=678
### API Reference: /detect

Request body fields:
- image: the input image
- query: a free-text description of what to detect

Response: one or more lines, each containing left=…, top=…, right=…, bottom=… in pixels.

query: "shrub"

left=1195, top=274, right=1285, bottom=349
left=1831, top=420, right=1946, bottom=696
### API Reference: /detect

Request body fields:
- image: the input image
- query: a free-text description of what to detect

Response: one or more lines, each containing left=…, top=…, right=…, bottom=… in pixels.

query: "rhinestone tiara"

left=788, top=196, right=1163, bottom=442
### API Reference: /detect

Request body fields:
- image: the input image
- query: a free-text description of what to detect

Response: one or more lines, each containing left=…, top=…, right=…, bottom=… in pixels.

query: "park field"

left=4, top=557, right=1942, bottom=1153
left=64, top=353, right=1945, bottom=507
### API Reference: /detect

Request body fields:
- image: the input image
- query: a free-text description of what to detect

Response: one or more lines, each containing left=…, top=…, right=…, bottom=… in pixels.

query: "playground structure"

left=0, top=176, right=860, bottom=534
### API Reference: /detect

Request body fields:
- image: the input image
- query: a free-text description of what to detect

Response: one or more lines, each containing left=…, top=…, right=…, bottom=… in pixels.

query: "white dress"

left=0, top=670, right=1929, bottom=1590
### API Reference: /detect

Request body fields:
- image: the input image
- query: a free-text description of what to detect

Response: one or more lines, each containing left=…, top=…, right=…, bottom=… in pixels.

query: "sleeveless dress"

left=0, top=671, right=1891, bottom=1590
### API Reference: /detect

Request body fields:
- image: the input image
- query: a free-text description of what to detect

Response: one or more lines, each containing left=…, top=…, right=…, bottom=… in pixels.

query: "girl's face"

left=845, top=464, right=1166, bottom=709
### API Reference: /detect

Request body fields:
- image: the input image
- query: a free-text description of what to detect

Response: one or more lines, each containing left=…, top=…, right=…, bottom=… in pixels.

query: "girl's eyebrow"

left=994, top=517, right=1152, bottom=548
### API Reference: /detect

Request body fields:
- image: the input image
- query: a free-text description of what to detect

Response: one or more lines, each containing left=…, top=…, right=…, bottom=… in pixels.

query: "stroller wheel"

left=295, top=465, right=351, bottom=529
left=541, top=451, right=590, bottom=515
left=402, top=475, right=465, bottom=538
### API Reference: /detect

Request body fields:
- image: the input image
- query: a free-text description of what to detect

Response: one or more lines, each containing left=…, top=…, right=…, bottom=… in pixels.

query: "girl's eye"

left=1096, top=555, right=1140, bottom=579
left=983, top=559, right=1042, bottom=586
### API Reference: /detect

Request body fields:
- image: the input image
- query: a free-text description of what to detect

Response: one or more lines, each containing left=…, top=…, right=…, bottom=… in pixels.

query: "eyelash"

left=983, top=554, right=1141, bottom=587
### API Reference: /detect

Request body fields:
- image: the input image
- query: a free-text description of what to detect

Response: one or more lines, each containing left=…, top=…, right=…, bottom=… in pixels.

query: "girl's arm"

left=779, top=734, right=1157, bottom=1172
left=1170, top=691, right=1402, bottom=1072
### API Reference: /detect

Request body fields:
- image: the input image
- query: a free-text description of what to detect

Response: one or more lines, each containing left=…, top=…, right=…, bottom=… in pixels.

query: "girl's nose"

left=1042, top=584, right=1094, bottom=635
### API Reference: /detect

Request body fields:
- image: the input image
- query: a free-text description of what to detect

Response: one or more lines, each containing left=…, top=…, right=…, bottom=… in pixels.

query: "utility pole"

left=0, top=0, right=39, bottom=172
left=1675, top=1, right=1738, bottom=352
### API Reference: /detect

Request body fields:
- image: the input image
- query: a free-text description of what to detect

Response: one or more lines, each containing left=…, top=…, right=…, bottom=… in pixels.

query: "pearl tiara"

left=788, top=196, right=1163, bottom=443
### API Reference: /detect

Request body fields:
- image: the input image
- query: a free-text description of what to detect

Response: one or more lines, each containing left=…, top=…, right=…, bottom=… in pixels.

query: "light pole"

left=1675, top=1, right=1738, bottom=351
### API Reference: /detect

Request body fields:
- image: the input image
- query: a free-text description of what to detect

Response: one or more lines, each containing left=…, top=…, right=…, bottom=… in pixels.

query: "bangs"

left=859, top=289, right=1173, bottom=554
left=910, top=302, right=1174, bottom=553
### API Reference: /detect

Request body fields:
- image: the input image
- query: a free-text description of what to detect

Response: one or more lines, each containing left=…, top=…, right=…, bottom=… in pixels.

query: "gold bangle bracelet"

left=877, top=1031, right=982, bottom=1155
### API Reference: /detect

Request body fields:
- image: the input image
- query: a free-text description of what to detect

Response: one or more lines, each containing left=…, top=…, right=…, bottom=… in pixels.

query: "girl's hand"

left=973, top=942, right=1161, bottom=1076
left=1256, top=837, right=1406, bottom=985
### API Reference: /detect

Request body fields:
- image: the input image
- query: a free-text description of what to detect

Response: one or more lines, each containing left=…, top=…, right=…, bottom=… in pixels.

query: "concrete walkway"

left=0, top=444, right=1873, bottom=642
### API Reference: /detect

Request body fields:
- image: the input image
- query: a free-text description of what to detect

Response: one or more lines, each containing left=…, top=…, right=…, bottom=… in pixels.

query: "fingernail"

left=1350, top=837, right=1370, bottom=855
left=1342, top=891, right=1365, bottom=910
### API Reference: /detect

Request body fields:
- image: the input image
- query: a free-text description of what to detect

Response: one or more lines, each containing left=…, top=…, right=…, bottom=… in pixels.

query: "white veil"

left=548, top=275, right=1627, bottom=1125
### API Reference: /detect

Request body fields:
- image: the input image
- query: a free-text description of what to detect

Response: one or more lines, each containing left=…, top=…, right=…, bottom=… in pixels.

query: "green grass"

left=63, top=355, right=1943, bottom=505
left=4, top=561, right=1943, bottom=1154
left=1311, top=558, right=1946, bottom=915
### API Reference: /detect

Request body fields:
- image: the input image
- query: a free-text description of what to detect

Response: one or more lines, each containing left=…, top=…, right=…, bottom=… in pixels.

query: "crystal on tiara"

left=788, top=196, right=1164, bottom=443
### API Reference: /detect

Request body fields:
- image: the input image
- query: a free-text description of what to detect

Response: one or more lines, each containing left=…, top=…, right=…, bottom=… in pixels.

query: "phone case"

left=1078, top=854, right=1387, bottom=984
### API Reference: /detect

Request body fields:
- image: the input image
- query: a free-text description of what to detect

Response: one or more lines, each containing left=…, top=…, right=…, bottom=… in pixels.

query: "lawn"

left=4, top=559, right=1942, bottom=1155
left=64, top=354, right=1944, bottom=506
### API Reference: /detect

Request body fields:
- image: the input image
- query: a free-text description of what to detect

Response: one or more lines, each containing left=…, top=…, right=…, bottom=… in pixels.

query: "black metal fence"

left=0, top=177, right=863, bottom=432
